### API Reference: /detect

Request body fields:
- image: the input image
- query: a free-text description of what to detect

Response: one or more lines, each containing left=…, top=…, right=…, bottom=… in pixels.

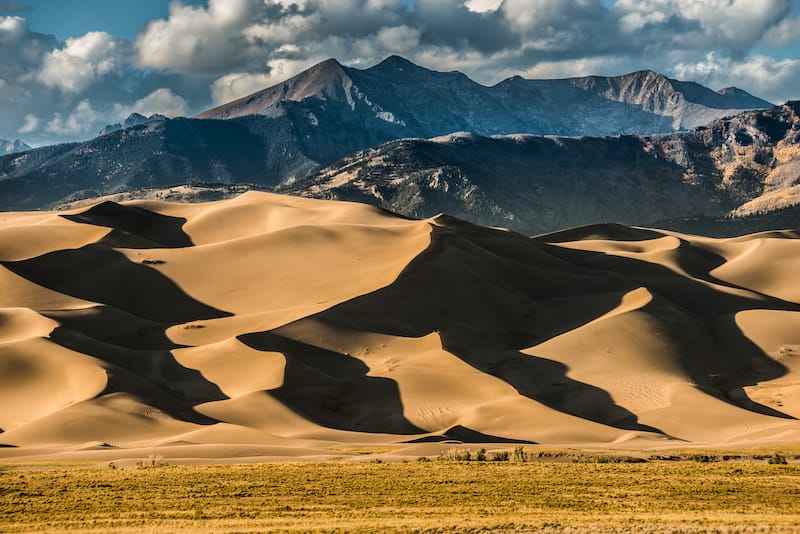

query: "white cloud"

left=127, top=88, right=189, bottom=118
left=615, top=0, right=791, bottom=50
left=672, top=52, right=800, bottom=103
left=520, top=55, right=633, bottom=79
left=465, top=0, right=503, bottom=13
left=18, top=113, right=38, bottom=134
left=41, top=89, right=189, bottom=139
left=761, top=16, right=800, bottom=48
left=4, top=1, right=800, bottom=145
left=44, top=100, right=105, bottom=136
left=371, top=25, right=421, bottom=51
left=37, top=31, right=125, bottom=93
left=212, top=72, right=277, bottom=105
left=135, top=0, right=257, bottom=74
left=0, top=14, right=26, bottom=41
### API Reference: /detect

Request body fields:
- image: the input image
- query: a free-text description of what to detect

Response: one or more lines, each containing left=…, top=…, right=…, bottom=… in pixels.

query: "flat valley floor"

left=3, top=452, right=800, bottom=533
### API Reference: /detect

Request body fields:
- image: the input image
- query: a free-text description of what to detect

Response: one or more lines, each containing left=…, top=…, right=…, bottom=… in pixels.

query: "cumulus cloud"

left=465, top=0, right=502, bottom=13
left=39, top=89, right=189, bottom=139
left=212, top=71, right=276, bottom=105
left=672, top=52, right=800, bottom=104
left=37, top=31, right=126, bottom=93
left=127, top=88, right=189, bottom=117
left=615, top=0, right=791, bottom=52
left=761, top=16, right=800, bottom=48
left=44, top=100, right=105, bottom=136
left=136, top=0, right=259, bottom=74
left=17, top=113, right=38, bottom=133
left=3, top=1, right=800, bottom=145
left=0, top=16, right=56, bottom=78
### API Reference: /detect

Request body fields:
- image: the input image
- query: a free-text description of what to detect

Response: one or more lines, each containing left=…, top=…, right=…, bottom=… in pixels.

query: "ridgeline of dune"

left=1, top=192, right=799, bottom=458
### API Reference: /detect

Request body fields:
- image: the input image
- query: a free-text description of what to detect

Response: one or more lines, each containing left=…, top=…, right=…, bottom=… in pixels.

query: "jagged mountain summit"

left=199, top=56, right=771, bottom=135
left=98, top=113, right=168, bottom=137
left=0, top=139, right=31, bottom=156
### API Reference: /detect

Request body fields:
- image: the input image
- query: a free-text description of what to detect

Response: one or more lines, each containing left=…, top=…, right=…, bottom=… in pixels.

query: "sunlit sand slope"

left=1, top=193, right=799, bottom=453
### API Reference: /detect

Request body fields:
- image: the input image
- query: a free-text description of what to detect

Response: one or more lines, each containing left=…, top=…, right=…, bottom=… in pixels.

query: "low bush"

left=768, top=453, right=788, bottom=465
left=135, top=454, right=168, bottom=469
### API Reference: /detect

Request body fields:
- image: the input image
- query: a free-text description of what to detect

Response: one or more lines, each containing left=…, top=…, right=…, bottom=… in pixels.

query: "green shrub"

left=690, top=454, right=718, bottom=463
left=438, top=448, right=472, bottom=462
left=491, top=451, right=509, bottom=462
left=476, top=448, right=486, bottom=462
left=768, top=453, right=788, bottom=465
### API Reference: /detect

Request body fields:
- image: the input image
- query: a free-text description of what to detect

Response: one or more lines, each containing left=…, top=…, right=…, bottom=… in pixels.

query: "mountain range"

left=98, top=112, right=168, bottom=137
left=199, top=56, right=771, bottom=135
left=283, top=101, right=800, bottom=235
left=0, top=56, right=789, bottom=236
left=0, top=139, right=30, bottom=156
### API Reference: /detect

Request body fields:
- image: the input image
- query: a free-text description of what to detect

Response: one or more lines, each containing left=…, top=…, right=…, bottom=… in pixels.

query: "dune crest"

left=1, top=192, right=800, bottom=456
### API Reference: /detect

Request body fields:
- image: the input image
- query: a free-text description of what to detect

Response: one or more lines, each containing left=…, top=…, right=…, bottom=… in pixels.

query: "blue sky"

left=17, top=0, right=208, bottom=40
left=2, top=0, right=799, bottom=146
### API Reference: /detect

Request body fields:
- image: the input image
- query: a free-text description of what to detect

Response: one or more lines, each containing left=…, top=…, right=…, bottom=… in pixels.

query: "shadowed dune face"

left=1, top=192, right=800, bottom=451
left=60, top=201, right=195, bottom=248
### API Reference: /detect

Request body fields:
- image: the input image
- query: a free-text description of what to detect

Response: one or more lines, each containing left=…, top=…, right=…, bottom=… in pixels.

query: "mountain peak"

left=627, top=69, right=662, bottom=78
left=369, top=55, right=430, bottom=74
left=126, top=112, right=146, bottom=123
left=308, top=57, right=344, bottom=74
left=0, top=138, right=31, bottom=156
left=716, top=86, right=773, bottom=106
left=377, top=55, right=417, bottom=67
left=196, top=57, right=352, bottom=119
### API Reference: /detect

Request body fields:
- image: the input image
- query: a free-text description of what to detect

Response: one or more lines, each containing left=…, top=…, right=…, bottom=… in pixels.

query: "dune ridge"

left=1, top=192, right=799, bottom=458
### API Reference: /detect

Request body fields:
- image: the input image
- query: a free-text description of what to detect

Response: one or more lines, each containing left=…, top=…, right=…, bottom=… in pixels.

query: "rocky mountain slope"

left=200, top=56, right=771, bottom=135
left=2, top=103, right=798, bottom=236
left=0, top=139, right=31, bottom=156
left=0, top=116, right=322, bottom=210
left=0, top=57, right=772, bottom=212
left=284, top=102, right=800, bottom=236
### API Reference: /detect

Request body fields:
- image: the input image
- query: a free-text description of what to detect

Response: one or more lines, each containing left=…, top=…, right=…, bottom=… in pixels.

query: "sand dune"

left=1, top=192, right=800, bottom=457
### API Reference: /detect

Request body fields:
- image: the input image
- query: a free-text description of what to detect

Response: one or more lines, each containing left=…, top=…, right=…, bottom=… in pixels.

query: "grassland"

left=2, top=457, right=800, bottom=533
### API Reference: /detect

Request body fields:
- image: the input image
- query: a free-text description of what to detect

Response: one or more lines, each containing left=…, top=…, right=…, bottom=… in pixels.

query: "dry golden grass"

left=2, top=460, right=799, bottom=533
